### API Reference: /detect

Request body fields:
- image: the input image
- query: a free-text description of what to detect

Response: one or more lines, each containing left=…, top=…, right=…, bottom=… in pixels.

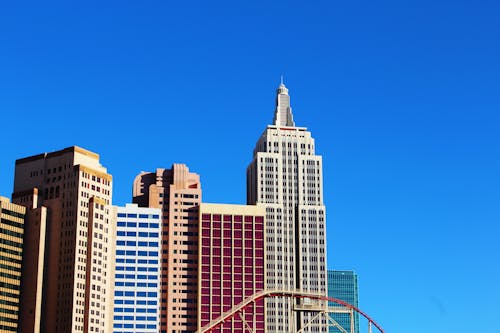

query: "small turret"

left=272, top=78, right=295, bottom=127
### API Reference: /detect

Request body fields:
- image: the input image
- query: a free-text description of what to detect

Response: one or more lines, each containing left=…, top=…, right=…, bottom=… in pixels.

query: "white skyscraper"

left=247, top=82, right=327, bottom=333
left=113, top=204, right=161, bottom=333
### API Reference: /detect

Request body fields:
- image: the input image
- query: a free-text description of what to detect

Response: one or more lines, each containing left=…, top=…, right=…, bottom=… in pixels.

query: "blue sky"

left=1, top=1, right=499, bottom=332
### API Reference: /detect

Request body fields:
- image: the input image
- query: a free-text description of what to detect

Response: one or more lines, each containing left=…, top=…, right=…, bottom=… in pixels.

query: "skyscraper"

left=113, top=204, right=162, bottom=333
left=133, top=164, right=201, bottom=333
left=327, top=270, right=359, bottom=333
left=247, top=83, right=327, bottom=332
left=12, top=146, right=116, bottom=333
left=198, top=203, right=265, bottom=333
left=0, top=196, right=26, bottom=332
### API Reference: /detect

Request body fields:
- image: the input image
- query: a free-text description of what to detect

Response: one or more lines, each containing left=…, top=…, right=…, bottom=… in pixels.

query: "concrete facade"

left=247, top=84, right=328, bottom=333
left=198, top=203, right=265, bottom=333
left=133, top=164, right=201, bottom=333
left=12, top=146, right=116, bottom=333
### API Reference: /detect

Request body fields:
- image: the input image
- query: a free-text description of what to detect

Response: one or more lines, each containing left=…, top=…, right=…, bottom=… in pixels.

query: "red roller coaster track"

left=198, top=289, right=384, bottom=333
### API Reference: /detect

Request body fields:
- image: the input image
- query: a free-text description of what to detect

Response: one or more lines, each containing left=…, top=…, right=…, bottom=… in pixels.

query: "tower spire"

left=272, top=80, right=295, bottom=127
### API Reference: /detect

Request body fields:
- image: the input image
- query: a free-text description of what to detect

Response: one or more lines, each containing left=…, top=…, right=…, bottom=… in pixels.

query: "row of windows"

left=117, top=221, right=159, bottom=228
left=116, top=260, right=158, bottom=267
left=115, top=291, right=158, bottom=297
left=81, top=181, right=110, bottom=195
left=116, top=258, right=159, bottom=266
left=0, top=298, right=19, bottom=308
left=117, top=213, right=160, bottom=219
left=115, top=299, right=157, bottom=305
left=115, top=267, right=159, bottom=275
left=0, top=227, right=23, bottom=239
left=116, top=250, right=158, bottom=256
left=113, top=323, right=157, bottom=329
left=82, top=171, right=111, bottom=186
left=114, top=307, right=157, bottom=313
left=201, top=215, right=263, bottom=223
left=116, top=241, right=158, bottom=247
left=0, top=289, right=20, bottom=299
left=1, top=210, right=25, bottom=220
left=116, top=231, right=159, bottom=238
left=264, top=141, right=313, bottom=148
left=115, top=282, right=157, bottom=287
left=0, top=314, right=19, bottom=323
left=0, top=238, right=22, bottom=250
left=0, top=307, right=18, bottom=315
left=0, top=270, right=21, bottom=281
left=0, top=324, right=16, bottom=332
left=115, top=272, right=158, bottom=280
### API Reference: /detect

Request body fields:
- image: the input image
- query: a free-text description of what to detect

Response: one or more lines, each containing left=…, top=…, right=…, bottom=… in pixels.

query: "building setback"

left=0, top=196, right=26, bottom=332
left=327, top=270, right=359, bottom=333
left=12, top=146, right=116, bottom=333
left=247, top=83, right=328, bottom=332
left=198, top=203, right=265, bottom=333
left=113, top=204, right=162, bottom=333
left=18, top=189, right=47, bottom=333
left=133, top=164, right=201, bottom=333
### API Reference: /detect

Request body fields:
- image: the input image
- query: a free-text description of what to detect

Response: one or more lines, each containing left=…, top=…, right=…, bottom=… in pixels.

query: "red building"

left=198, top=204, right=265, bottom=333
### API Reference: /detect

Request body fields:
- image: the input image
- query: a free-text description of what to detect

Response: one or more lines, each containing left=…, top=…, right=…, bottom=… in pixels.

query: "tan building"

left=12, top=146, right=116, bottom=333
left=0, top=196, right=26, bottom=332
left=18, top=188, right=47, bottom=333
left=247, top=83, right=328, bottom=332
left=133, top=164, right=201, bottom=333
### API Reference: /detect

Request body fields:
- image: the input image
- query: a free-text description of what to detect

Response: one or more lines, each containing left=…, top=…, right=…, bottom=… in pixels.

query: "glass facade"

left=327, top=270, right=359, bottom=333
left=113, top=204, right=161, bottom=333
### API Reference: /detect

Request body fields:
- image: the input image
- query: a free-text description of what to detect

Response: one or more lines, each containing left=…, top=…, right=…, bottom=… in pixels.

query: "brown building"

left=133, top=164, right=201, bottom=333
left=12, top=146, right=116, bottom=333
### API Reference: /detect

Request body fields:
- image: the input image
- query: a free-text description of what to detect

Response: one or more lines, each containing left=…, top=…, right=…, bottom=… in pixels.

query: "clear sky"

left=1, top=1, right=499, bottom=332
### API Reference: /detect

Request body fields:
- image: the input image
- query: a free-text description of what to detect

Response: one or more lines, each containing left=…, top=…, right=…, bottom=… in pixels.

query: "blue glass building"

left=327, top=270, right=359, bottom=333
left=113, top=204, right=161, bottom=333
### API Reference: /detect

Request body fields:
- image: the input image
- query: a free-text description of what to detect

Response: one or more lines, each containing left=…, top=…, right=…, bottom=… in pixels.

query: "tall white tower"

left=247, top=82, right=327, bottom=333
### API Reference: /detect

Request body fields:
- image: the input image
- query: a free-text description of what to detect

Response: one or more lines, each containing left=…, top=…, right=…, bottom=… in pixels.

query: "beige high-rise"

left=12, top=146, right=116, bottom=333
left=133, top=164, right=201, bottom=333
left=247, top=83, right=328, bottom=332
left=0, top=196, right=27, bottom=333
